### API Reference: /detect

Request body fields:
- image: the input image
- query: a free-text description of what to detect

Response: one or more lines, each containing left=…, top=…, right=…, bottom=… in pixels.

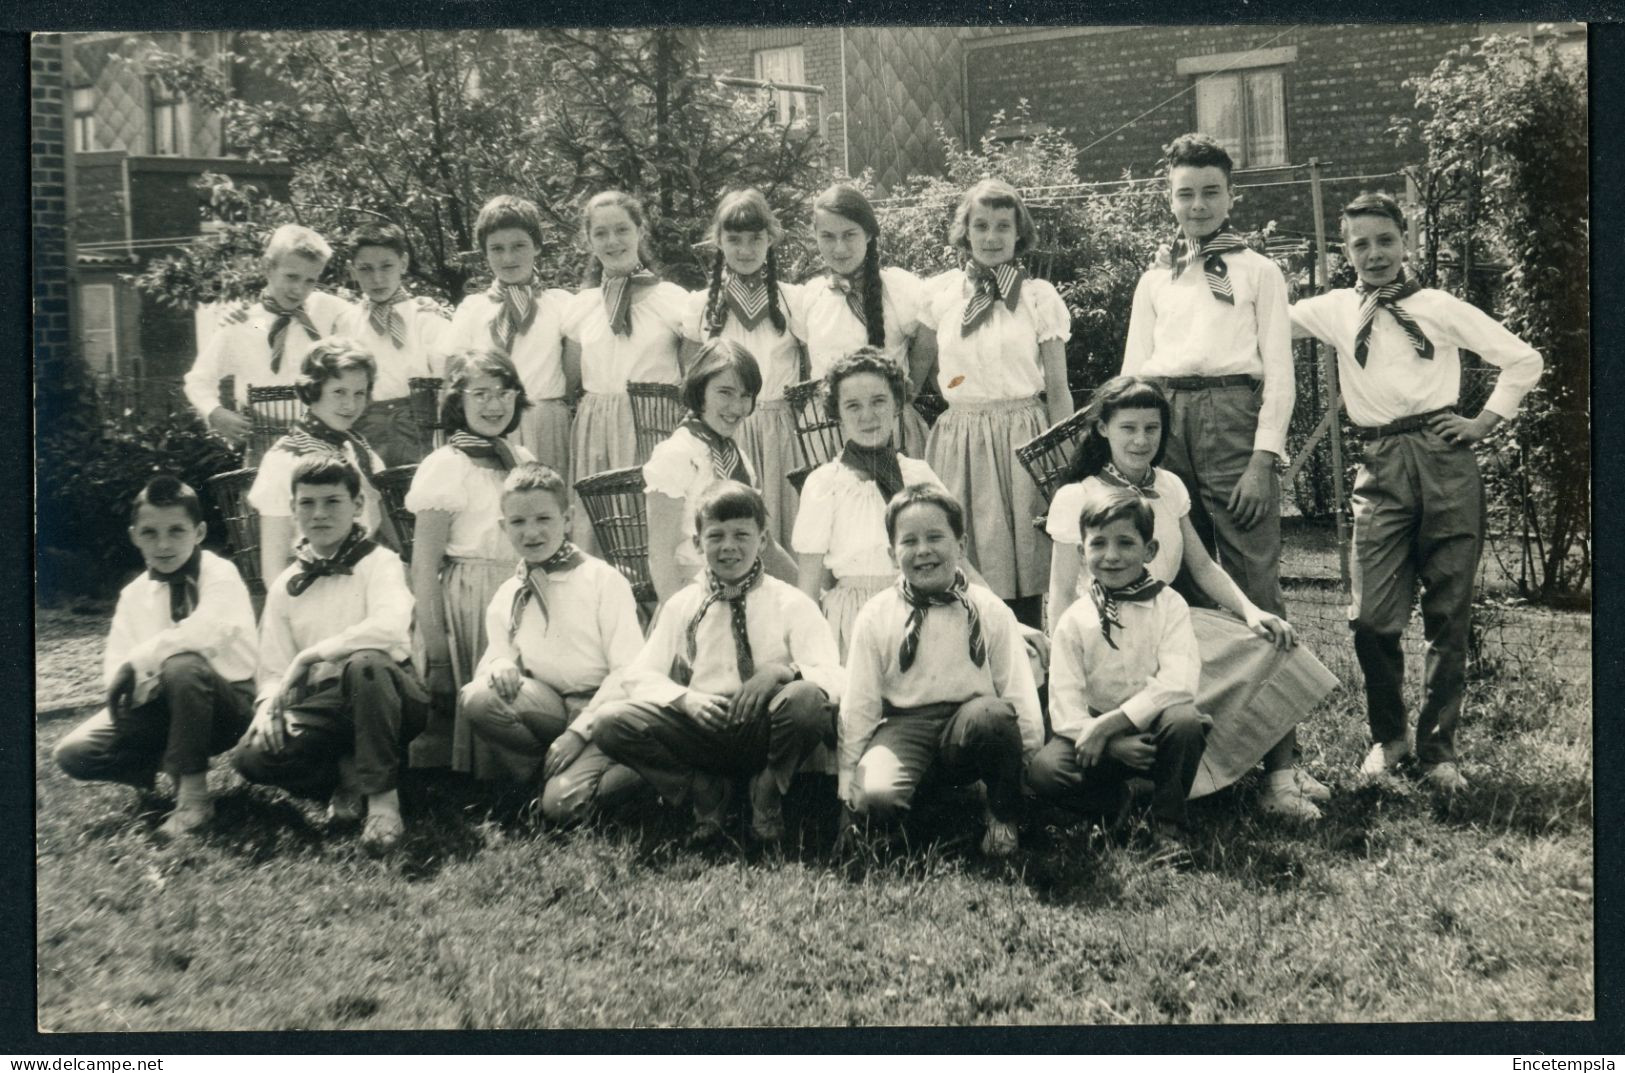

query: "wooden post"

left=1403, top=171, right=1422, bottom=264
left=1308, top=157, right=1351, bottom=589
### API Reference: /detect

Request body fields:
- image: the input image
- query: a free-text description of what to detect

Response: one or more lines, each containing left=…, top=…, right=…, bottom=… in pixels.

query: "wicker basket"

left=206, top=467, right=264, bottom=597
left=245, top=386, right=303, bottom=461
left=574, top=466, right=656, bottom=605
left=627, top=382, right=686, bottom=466
left=786, top=465, right=814, bottom=497
left=783, top=378, right=844, bottom=469
left=407, top=377, right=444, bottom=455
left=372, top=464, right=419, bottom=564
left=1015, top=408, right=1095, bottom=530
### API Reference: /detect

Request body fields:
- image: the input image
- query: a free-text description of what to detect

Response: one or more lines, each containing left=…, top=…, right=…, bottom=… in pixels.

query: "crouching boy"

left=232, top=456, right=427, bottom=852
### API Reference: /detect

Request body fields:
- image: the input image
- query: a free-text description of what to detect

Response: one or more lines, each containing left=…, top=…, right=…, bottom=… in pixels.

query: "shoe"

left=326, top=788, right=365, bottom=827
left=980, top=817, right=1019, bottom=858
left=155, top=802, right=212, bottom=842
left=1293, top=768, right=1333, bottom=803
left=1258, top=782, right=1323, bottom=822
left=1360, top=739, right=1413, bottom=776
left=747, top=771, right=785, bottom=844
left=360, top=810, right=404, bottom=854
left=1148, top=829, right=1194, bottom=871
left=687, top=772, right=729, bottom=846
left=1421, top=761, right=1469, bottom=793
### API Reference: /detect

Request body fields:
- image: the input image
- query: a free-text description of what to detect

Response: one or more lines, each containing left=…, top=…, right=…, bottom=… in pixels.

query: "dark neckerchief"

left=261, top=292, right=321, bottom=373
left=680, top=415, right=751, bottom=485
left=1097, top=462, right=1159, bottom=499
left=486, top=272, right=540, bottom=355
left=671, top=557, right=765, bottom=686
left=602, top=264, right=658, bottom=337
left=839, top=440, right=904, bottom=502
left=724, top=267, right=771, bottom=331
left=286, top=524, right=377, bottom=597
left=897, top=569, right=985, bottom=673
left=366, top=288, right=412, bottom=349
left=283, top=413, right=377, bottom=482
left=1089, top=570, right=1166, bottom=650
left=1170, top=221, right=1249, bottom=305
left=961, top=261, right=1024, bottom=336
left=148, top=547, right=203, bottom=623
left=447, top=429, right=518, bottom=471
left=1354, top=269, right=1433, bottom=367
left=508, top=541, right=587, bottom=655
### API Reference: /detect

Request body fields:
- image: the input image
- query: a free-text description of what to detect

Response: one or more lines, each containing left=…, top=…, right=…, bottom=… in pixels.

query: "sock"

left=367, top=788, right=401, bottom=817
left=1265, top=769, right=1299, bottom=793
left=175, top=772, right=211, bottom=811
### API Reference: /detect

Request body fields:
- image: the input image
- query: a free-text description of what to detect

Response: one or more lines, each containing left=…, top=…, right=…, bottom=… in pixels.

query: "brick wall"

left=32, top=34, right=74, bottom=404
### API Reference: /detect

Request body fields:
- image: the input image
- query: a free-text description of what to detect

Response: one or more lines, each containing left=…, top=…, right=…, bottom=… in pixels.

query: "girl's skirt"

left=514, top=396, right=572, bottom=481
left=924, top=396, right=1049, bottom=600
left=899, top=401, right=930, bottom=460
left=443, top=556, right=515, bottom=779
left=1188, top=608, right=1339, bottom=798
left=820, top=573, right=893, bottom=662
left=568, top=390, right=641, bottom=557
left=737, top=398, right=802, bottom=550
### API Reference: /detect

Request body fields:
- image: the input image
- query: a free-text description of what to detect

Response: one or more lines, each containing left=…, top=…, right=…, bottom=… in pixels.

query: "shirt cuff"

left=1118, top=696, right=1157, bottom=731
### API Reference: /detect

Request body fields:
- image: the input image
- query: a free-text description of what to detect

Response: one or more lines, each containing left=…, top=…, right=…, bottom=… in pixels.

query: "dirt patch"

left=36, top=608, right=111, bottom=710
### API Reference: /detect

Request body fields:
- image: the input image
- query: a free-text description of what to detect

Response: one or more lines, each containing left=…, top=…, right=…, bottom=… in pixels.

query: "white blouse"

left=794, top=265, right=923, bottom=380
left=643, top=425, right=758, bottom=573
left=920, top=268, right=1072, bottom=403
left=1047, top=469, right=1191, bottom=589
left=790, top=454, right=945, bottom=578
left=332, top=297, right=451, bottom=401
left=679, top=281, right=807, bottom=401
left=444, top=286, right=575, bottom=401
left=247, top=439, right=389, bottom=542
left=404, top=443, right=537, bottom=560
left=562, top=281, right=689, bottom=394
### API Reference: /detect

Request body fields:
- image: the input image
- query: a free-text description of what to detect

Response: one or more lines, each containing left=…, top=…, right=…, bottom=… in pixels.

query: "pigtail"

left=1060, top=427, right=1112, bottom=487
left=765, top=245, right=787, bottom=334
left=705, top=250, right=727, bottom=337
left=861, top=238, right=885, bottom=348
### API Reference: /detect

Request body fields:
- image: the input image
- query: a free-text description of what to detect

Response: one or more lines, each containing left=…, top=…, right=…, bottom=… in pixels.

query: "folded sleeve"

left=1288, top=293, right=1338, bottom=343
left=1251, top=260, right=1295, bottom=458
left=404, top=448, right=468, bottom=514
left=1432, top=293, right=1545, bottom=421
left=642, top=433, right=702, bottom=501
left=1027, top=278, right=1073, bottom=344
left=789, top=465, right=837, bottom=555
left=1045, top=482, right=1086, bottom=546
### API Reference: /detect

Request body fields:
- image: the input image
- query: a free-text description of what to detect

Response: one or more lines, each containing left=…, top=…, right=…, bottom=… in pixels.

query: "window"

left=1194, top=68, right=1287, bottom=169
left=753, top=45, right=807, bottom=127
left=72, top=87, right=96, bottom=152
left=149, top=81, right=186, bottom=156
left=77, top=284, right=118, bottom=375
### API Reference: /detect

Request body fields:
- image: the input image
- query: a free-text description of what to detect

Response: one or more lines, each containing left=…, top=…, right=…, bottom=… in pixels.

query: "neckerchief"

left=897, top=569, right=985, bottom=674
left=602, top=265, right=658, bottom=337
left=724, top=268, right=771, bottom=331
left=680, top=416, right=751, bottom=485
left=828, top=270, right=868, bottom=327
left=839, top=440, right=903, bottom=502
left=366, top=288, right=412, bottom=349
left=283, top=413, right=377, bottom=482
left=961, top=261, right=1024, bottom=336
left=671, top=557, right=764, bottom=686
left=286, top=524, right=377, bottom=598
left=148, top=547, right=202, bottom=623
left=1355, top=270, right=1433, bottom=368
left=508, top=541, right=586, bottom=647
left=1097, top=462, right=1159, bottom=499
left=486, top=274, right=540, bottom=355
left=1170, top=221, right=1249, bottom=305
left=1089, top=571, right=1165, bottom=650
left=447, top=429, right=518, bottom=471
left=261, top=293, right=321, bottom=373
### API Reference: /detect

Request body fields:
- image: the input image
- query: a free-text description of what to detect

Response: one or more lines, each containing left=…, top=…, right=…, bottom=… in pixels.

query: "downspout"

left=839, top=26, right=850, bottom=176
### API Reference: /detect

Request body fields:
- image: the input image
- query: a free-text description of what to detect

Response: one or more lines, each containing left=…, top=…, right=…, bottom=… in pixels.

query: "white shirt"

left=256, top=544, right=415, bottom=703
left=1289, top=286, right=1544, bottom=428
left=838, top=582, right=1044, bottom=799
left=790, top=454, right=944, bottom=578
left=332, top=296, right=452, bottom=401
left=1047, top=469, right=1191, bottom=588
left=443, top=287, right=575, bottom=401
left=920, top=269, right=1072, bottom=403
left=619, top=573, right=844, bottom=710
left=475, top=555, right=645, bottom=700
left=1121, top=248, right=1295, bottom=458
left=680, top=282, right=807, bottom=402
left=404, top=444, right=536, bottom=561
left=246, top=439, right=389, bottom=541
left=643, top=425, right=759, bottom=574
left=1048, top=583, right=1200, bottom=738
left=794, top=266, right=922, bottom=380
left=103, top=549, right=258, bottom=700
left=562, top=282, right=689, bottom=394
left=183, top=291, right=352, bottom=418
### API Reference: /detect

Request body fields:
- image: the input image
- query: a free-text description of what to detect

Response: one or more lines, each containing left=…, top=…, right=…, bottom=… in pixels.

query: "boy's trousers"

left=852, top=697, right=1025, bottom=822
left=1025, top=703, right=1207, bottom=828
left=591, top=681, right=831, bottom=808
left=462, top=677, right=592, bottom=783
left=54, top=653, right=254, bottom=784
left=1348, top=427, right=1484, bottom=765
left=356, top=397, right=427, bottom=469
left=1159, top=378, right=1286, bottom=618
left=233, top=649, right=428, bottom=798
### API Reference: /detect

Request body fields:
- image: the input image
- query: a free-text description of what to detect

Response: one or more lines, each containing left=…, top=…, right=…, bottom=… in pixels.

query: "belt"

left=1155, top=374, right=1258, bottom=391
left=1351, top=406, right=1456, bottom=441
left=881, top=700, right=961, bottom=721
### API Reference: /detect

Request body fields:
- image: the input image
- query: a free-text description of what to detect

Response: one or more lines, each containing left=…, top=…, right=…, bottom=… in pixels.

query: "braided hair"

left=813, top=183, right=886, bottom=348
left=703, top=188, right=787, bottom=337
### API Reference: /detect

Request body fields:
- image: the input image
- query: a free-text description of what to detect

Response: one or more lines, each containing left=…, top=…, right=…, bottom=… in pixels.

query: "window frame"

left=1192, top=65, right=1288, bottom=170
left=148, top=80, right=187, bottom=156
left=71, top=86, right=96, bottom=153
left=76, top=282, right=119, bottom=375
left=752, top=44, right=808, bottom=128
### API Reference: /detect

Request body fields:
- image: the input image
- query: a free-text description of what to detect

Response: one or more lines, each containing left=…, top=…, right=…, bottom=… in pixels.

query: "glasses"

left=466, top=388, right=519, bottom=406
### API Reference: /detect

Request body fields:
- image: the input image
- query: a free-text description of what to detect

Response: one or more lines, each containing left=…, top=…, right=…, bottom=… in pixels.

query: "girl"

left=247, top=337, right=392, bottom=585
left=683, top=188, right=806, bottom=549
left=1047, top=375, right=1336, bottom=820
left=562, top=191, right=689, bottom=487
left=644, top=339, right=798, bottom=605
left=794, top=183, right=931, bottom=458
left=444, top=195, right=576, bottom=478
left=916, top=179, right=1073, bottom=628
left=404, top=349, right=537, bottom=774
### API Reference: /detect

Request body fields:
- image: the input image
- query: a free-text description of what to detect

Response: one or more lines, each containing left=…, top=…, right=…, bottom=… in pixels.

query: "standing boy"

left=840, top=485, right=1044, bottom=857
left=232, top=456, right=427, bottom=851
left=53, top=476, right=259, bottom=840
left=1290, top=192, right=1543, bottom=791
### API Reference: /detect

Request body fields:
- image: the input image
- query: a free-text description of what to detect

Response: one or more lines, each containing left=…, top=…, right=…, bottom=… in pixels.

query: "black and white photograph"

left=28, top=20, right=1595, bottom=1033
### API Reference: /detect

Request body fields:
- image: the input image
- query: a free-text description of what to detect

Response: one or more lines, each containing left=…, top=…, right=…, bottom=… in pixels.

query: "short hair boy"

left=1290, top=191, right=1544, bottom=792
left=588, top=482, right=843, bottom=844
left=52, top=476, right=259, bottom=840
left=840, top=485, right=1044, bottom=858
left=1029, top=487, right=1207, bottom=864
left=232, top=456, right=428, bottom=852
left=335, top=221, right=451, bottom=467
left=183, top=223, right=352, bottom=458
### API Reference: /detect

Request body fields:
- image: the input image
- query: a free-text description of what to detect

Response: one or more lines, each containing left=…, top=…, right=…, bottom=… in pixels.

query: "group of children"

left=54, top=132, right=1543, bottom=864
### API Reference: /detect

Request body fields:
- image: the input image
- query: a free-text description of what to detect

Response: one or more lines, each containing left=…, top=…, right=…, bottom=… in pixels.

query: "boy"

left=232, top=456, right=427, bottom=851
left=589, top=482, right=842, bottom=844
left=334, top=221, right=451, bottom=467
left=53, top=476, right=258, bottom=840
left=840, top=485, right=1044, bottom=858
left=460, top=463, right=644, bottom=787
left=1290, top=192, right=1543, bottom=792
left=1029, top=488, right=1206, bottom=865
left=184, top=224, right=351, bottom=452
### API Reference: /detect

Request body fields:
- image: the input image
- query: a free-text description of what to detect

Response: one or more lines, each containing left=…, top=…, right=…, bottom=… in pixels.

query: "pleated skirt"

left=513, top=396, right=572, bottom=480
left=820, top=573, right=894, bottom=663
left=444, top=556, right=516, bottom=779
left=568, top=391, right=640, bottom=557
left=736, top=398, right=802, bottom=550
